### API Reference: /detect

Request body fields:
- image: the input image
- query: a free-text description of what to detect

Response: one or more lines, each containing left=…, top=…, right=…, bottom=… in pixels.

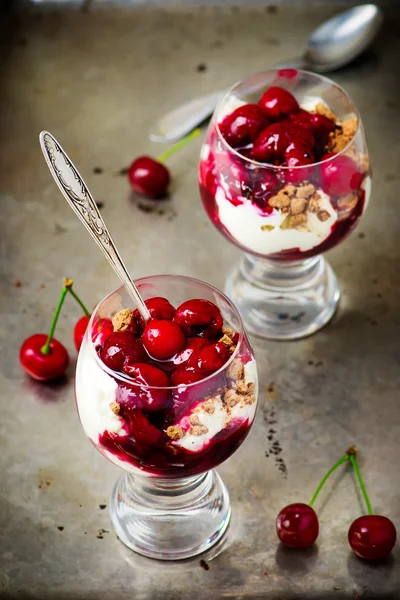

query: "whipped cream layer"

left=173, top=360, right=258, bottom=452
left=215, top=186, right=337, bottom=255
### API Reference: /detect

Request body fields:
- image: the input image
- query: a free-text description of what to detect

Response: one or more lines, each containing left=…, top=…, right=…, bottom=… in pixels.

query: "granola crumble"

left=189, top=425, right=209, bottom=436
left=166, top=426, right=185, bottom=440
left=112, top=308, right=134, bottom=332
left=110, top=402, right=120, bottom=415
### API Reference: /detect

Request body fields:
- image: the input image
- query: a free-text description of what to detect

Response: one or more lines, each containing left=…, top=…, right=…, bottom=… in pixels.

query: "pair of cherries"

left=218, top=86, right=362, bottom=197
left=276, top=447, right=397, bottom=561
left=97, top=297, right=231, bottom=396
left=20, top=279, right=93, bottom=381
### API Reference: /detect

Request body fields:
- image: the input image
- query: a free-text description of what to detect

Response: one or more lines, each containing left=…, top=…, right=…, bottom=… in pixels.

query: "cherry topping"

left=134, top=296, right=176, bottom=332
left=197, top=342, right=230, bottom=372
left=218, top=153, right=251, bottom=206
left=258, top=86, right=299, bottom=121
left=172, top=337, right=212, bottom=367
left=284, top=150, right=315, bottom=185
left=100, top=332, right=146, bottom=371
left=252, top=123, right=288, bottom=163
left=290, top=109, right=335, bottom=141
left=348, top=515, right=397, bottom=560
left=142, top=319, right=186, bottom=360
left=174, top=299, right=223, bottom=339
left=283, top=123, right=314, bottom=154
left=122, top=409, right=163, bottom=445
left=74, top=315, right=90, bottom=352
left=128, top=156, right=170, bottom=199
left=171, top=364, right=205, bottom=386
left=219, top=104, right=270, bottom=148
left=92, top=318, right=114, bottom=348
left=20, top=334, right=69, bottom=381
left=120, top=361, right=170, bottom=411
left=276, top=503, right=319, bottom=549
left=250, top=169, right=281, bottom=211
left=320, top=154, right=362, bottom=197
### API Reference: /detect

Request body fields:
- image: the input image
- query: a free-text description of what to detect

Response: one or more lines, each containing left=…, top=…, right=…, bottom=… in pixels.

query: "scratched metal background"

left=0, top=2, right=400, bottom=598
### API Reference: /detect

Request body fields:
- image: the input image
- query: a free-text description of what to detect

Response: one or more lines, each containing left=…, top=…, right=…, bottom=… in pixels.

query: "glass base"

left=110, top=470, right=231, bottom=560
left=225, top=254, right=340, bottom=341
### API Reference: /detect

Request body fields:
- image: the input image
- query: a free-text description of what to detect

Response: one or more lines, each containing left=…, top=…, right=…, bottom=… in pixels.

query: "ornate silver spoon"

left=39, top=131, right=150, bottom=323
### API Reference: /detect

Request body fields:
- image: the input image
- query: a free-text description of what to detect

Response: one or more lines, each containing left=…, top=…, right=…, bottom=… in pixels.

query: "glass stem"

left=41, top=285, right=69, bottom=355
left=349, top=453, right=374, bottom=515
left=309, top=453, right=350, bottom=508
left=157, top=128, right=201, bottom=163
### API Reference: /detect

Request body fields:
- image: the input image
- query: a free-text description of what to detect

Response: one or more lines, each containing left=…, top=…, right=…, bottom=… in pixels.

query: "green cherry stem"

left=41, top=283, right=70, bottom=355
left=156, top=128, right=201, bottom=163
left=309, top=446, right=356, bottom=508
left=65, top=279, right=90, bottom=318
left=349, top=453, right=374, bottom=515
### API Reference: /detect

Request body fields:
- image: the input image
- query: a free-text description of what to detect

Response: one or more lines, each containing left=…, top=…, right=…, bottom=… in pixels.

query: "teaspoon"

left=39, top=131, right=151, bottom=323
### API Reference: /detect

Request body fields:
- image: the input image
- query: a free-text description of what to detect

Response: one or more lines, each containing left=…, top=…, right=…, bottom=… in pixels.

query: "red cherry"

left=142, top=319, right=186, bottom=360
left=217, top=153, right=251, bottom=206
left=252, top=123, right=288, bottom=163
left=250, top=170, right=281, bottom=211
left=74, top=315, right=90, bottom=351
left=276, top=503, right=319, bottom=549
left=219, top=103, right=270, bottom=148
left=320, top=154, right=362, bottom=196
left=172, top=337, right=212, bottom=367
left=171, top=364, right=205, bottom=386
left=99, top=331, right=146, bottom=371
left=290, top=110, right=335, bottom=141
left=258, top=86, right=299, bottom=121
left=284, top=149, right=315, bottom=185
left=133, top=296, right=176, bottom=333
left=92, top=318, right=114, bottom=348
left=174, top=299, right=223, bottom=339
left=20, top=334, right=69, bottom=381
left=128, top=156, right=170, bottom=199
left=348, top=515, right=397, bottom=560
left=309, top=113, right=336, bottom=139
left=197, top=342, right=230, bottom=372
left=122, top=410, right=163, bottom=445
left=283, top=123, right=315, bottom=154
left=120, top=361, right=170, bottom=411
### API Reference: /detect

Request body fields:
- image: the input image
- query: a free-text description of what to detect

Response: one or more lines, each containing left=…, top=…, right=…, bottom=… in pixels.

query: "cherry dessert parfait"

left=75, top=275, right=258, bottom=560
left=199, top=69, right=371, bottom=340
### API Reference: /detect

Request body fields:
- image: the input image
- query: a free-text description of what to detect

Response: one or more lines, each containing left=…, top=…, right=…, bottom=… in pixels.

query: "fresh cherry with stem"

left=20, top=280, right=70, bottom=381
left=128, top=128, right=201, bottom=199
left=276, top=448, right=354, bottom=549
left=348, top=453, right=397, bottom=560
left=67, top=281, right=92, bottom=351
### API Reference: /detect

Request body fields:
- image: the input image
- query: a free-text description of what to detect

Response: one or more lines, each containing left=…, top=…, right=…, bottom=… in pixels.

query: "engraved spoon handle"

left=39, top=131, right=150, bottom=323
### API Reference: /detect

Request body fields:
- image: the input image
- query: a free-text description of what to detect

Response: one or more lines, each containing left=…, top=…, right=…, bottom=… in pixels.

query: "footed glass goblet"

left=199, top=69, right=371, bottom=339
left=75, top=275, right=258, bottom=560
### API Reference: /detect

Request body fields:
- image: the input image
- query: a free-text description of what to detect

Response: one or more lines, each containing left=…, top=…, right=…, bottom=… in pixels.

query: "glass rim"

left=214, top=67, right=362, bottom=170
left=87, top=274, right=247, bottom=390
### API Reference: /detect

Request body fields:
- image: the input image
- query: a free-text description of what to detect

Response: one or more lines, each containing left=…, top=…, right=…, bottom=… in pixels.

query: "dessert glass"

left=75, top=275, right=258, bottom=560
left=199, top=69, right=371, bottom=340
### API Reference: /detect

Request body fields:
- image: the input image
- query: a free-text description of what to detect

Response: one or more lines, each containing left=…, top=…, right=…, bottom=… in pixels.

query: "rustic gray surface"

left=1, top=3, right=400, bottom=599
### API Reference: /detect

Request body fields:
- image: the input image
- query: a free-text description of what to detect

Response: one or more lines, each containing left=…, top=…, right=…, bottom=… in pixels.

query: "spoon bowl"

left=305, top=4, right=383, bottom=72
left=149, top=4, right=383, bottom=143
